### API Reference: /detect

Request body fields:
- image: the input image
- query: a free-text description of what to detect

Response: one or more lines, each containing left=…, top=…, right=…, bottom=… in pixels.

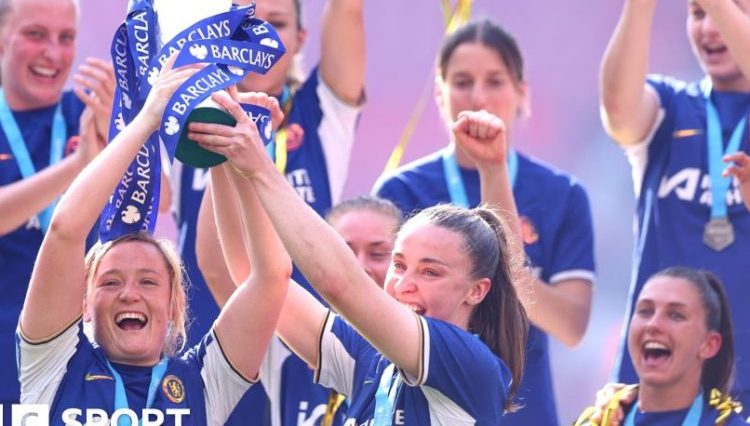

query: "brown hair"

left=406, top=204, right=529, bottom=412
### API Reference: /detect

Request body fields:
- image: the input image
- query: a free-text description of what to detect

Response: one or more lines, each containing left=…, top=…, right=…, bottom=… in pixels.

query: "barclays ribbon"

left=0, top=89, right=66, bottom=234
left=441, top=144, right=519, bottom=208
left=99, top=2, right=285, bottom=242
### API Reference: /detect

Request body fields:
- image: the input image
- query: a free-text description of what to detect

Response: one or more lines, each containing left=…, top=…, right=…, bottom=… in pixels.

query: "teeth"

left=644, top=341, right=669, bottom=350
left=116, top=312, right=146, bottom=324
left=401, top=303, right=424, bottom=314
left=31, top=66, right=57, bottom=77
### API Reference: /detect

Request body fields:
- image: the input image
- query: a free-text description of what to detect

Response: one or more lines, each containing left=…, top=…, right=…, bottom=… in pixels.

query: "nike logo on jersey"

left=0, top=153, right=12, bottom=160
left=673, top=129, right=702, bottom=138
left=85, top=372, right=114, bottom=381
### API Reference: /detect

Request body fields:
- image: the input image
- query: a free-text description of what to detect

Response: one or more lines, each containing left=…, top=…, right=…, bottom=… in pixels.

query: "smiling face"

left=329, top=209, right=399, bottom=288
left=384, top=222, right=488, bottom=329
left=436, top=41, right=527, bottom=133
left=628, top=276, right=722, bottom=390
left=0, top=0, right=77, bottom=110
left=239, top=0, right=305, bottom=95
left=84, top=241, right=173, bottom=366
left=687, top=0, right=750, bottom=91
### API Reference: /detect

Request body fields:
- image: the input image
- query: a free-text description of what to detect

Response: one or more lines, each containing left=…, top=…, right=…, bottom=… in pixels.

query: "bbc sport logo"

left=0, top=405, right=190, bottom=425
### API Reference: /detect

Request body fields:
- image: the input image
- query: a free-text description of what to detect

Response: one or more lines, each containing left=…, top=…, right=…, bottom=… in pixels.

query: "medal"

left=701, top=78, right=748, bottom=251
left=703, top=218, right=735, bottom=252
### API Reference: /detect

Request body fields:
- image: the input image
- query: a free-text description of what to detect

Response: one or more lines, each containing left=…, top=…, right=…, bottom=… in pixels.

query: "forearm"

left=479, top=164, right=521, bottom=238
left=600, top=0, right=658, bottom=142
left=320, top=0, right=365, bottom=104
left=521, top=277, right=592, bottom=347
left=702, top=0, right=750, bottom=80
left=0, top=155, right=83, bottom=235
left=229, top=167, right=292, bottom=283
left=195, top=182, right=238, bottom=307
left=207, top=167, right=251, bottom=284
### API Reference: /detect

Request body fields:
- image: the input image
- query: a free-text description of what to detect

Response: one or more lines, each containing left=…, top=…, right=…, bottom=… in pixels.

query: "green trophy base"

left=175, top=106, right=236, bottom=168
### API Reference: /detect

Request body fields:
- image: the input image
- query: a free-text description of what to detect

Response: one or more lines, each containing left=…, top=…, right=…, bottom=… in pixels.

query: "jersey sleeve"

left=405, top=317, right=509, bottom=422
left=191, top=329, right=255, bottom=425
left=16, top=318, right=82, bottom=404
left=314, top=68, right=362, bottom=205
left=315, top=312, right=374, bottom=398
left=547, top=182, right=596, bottom=285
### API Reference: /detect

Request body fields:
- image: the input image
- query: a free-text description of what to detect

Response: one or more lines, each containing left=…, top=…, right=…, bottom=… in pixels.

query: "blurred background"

left=77, top=0, right=703, bottom=422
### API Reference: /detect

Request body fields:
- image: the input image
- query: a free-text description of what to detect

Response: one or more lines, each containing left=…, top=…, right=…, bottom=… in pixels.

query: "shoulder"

left=519, top=154, right=590, bottom=200
left=646, top=75, right=704, bottom=108
left=423, top=317, right=507, bottom=376
left=374, top=151, right=445, bottom=191
left=60, top=91, right=85, bottom=119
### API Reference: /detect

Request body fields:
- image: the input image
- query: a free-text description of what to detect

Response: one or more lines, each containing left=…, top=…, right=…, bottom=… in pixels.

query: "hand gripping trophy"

left=100, top=0, right=286, bottom=241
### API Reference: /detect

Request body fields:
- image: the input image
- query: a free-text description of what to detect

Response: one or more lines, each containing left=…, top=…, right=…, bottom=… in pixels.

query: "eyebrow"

left=393, top=253, right=450, bottom=267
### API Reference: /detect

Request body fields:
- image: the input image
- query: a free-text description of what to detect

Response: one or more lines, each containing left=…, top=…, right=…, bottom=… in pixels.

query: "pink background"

left=75, top=0, right=703, bottom=421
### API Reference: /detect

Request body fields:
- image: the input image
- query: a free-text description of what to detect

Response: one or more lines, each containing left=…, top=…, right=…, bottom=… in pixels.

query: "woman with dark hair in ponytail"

left=574, top=267, right=745, bottom=425
left=193, top=91, right=529, bottom=424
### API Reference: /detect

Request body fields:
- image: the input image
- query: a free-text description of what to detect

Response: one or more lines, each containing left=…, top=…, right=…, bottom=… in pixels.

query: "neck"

left=638, top=379, right=702, bottom=412
left=710, top=75, right=750, bottom=93
left=0, top=89, right=60, bottom=112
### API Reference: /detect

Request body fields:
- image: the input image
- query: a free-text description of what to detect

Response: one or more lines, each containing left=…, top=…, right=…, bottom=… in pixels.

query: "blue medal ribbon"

left=106, top=357, right=169, bottom=426
left=441, top=143, right=518, bottom=208
left=624, top=391, right=703, bottom=426
left=0, top=89, right=66, bottom=233
left=372, top=363, right=403, bottom=426
left=702, top=78, right=748, bottom=220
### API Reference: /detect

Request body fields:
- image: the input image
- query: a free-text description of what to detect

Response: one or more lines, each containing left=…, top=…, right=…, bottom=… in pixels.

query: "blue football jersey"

left=0, top=92, right=85, bottom=406
left=172, top=67, right=360, bottom=426
left=623, top=397, right=747, bottom=426
left=374, top=150, right=596, bottom=426
left=613, top=75, right=750, bottom=407
left=316, top=313, right=510, bottom=425
left=17, top=320, right=253, bottom=425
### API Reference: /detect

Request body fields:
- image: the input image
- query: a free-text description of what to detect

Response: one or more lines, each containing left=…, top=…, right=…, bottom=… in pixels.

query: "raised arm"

left=190, top=93, right=422, bottom=377
left=189, top=93, right=292, bottom=380
left=319, top=0, right=365, bottom=104
left=600, top=0, right=661, bottom=146
left=19, top=61, right=199, bottom=341
left=455, top=110, right=592, bottom=347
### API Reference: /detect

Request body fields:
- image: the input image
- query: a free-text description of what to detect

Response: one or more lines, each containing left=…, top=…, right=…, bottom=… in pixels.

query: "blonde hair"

left=84, top=232, right=189, bottom=356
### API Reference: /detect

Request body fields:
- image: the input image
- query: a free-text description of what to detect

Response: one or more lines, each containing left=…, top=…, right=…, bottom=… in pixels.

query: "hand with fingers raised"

left=723, top=151, right=750, bottom=212
left=73, top=58, right=116, bottom=141
left=451, top=109, right=509, bottom=172
left=188, top=91, right=284, bottom=179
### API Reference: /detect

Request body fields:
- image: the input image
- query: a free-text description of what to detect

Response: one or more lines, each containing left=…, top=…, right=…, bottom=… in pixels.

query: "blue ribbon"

left=99, top=2, right=285, bottom=242
left=702, top=78, right=748, bottom=219
left=624, top=391, right=703, bottom=426
left=0, top=89, right=66, bottom=233
left=372, top=363, right=402, bottom=426
left=106, top=357, right=169, bottom=426
left=441, top=144, right=518, bottom=208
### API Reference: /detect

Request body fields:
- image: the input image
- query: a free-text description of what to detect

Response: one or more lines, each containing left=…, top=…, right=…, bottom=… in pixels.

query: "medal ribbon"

left=265, top=85, right=293, bottom=173
left=106, top=357, right=169, bottom=426
left=702, top=78, right=747, bottom=220
left=441, top=144, right=518, bottom=208
left=624, top=391, right=703, bottom=426
left=0, top=89, right=66, bottom=233
left=372, top=363, right=403, bottom=426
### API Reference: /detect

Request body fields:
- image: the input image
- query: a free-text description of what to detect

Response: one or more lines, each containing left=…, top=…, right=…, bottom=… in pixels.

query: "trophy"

left=99, top=0, right=285, bottom=240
